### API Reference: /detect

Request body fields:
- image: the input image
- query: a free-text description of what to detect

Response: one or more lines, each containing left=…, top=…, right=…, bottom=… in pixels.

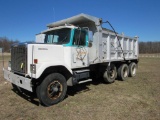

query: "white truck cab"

left=4, top=14, right=139, bottom=106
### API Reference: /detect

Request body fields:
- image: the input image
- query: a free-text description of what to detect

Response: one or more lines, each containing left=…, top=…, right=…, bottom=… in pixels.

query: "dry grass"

left=0, top=53, right=10, bottom=61
left=139, top=53, right=160, bottom=58
left=0, top=56, right=160, bottom=120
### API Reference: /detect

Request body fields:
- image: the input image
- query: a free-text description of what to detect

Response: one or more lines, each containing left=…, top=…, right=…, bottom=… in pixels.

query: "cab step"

left=72, top=69, right=90, bottom=85
left=78, top=79, right=92, bottom=84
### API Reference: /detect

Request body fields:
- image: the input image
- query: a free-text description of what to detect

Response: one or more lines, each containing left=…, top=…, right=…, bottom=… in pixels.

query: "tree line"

left=0, top=37, right=160, bottom=53
left=139, top=41, right=160, bottom=53
left=0, top=37, right=19, bottom=52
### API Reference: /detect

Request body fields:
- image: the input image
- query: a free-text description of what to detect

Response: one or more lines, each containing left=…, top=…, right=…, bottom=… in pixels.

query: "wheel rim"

left=110, top=70, right=115, bottom=79
left=132, top=65, right=136, bottom=75
left=47, top=81, right=63, bottom=100
left=123, top=67, right=128, bottom=77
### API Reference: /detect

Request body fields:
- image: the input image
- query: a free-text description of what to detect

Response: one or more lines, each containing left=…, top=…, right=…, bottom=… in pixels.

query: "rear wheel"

left=103, top=64, right=117, bottom=83
left=118, top=64, right=129, bottom=81
left=36, top=73, right=67, bottom=106
left=129, top=62, right=137, bottom=77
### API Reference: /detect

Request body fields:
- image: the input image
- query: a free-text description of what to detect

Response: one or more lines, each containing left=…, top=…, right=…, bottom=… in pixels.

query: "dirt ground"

left=0, top=55, right=160, bottom=120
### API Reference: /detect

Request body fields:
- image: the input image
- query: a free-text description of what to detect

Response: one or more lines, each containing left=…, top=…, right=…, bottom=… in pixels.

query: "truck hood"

left=27, top=43, right=64, bottom=64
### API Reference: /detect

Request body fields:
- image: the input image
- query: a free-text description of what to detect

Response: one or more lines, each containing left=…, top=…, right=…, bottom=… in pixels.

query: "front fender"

left=29, top=62, right=73, bottom=79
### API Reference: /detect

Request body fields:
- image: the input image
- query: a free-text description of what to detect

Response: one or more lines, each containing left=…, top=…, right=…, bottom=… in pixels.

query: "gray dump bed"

left=47, top=13, right=139, bottom=63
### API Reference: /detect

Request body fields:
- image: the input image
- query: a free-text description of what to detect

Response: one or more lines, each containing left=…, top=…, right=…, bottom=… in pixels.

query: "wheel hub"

left=132, top=66, right=136, bottom=75
left=110, top=70, right=115, bottom=79
left=123, top=68, right=128, bottom=77
left=47, top=81, right=62, bottom=100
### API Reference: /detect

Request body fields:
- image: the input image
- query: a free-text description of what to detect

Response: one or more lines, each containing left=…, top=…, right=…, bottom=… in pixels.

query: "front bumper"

left=4, top=69, right=33, bottom=92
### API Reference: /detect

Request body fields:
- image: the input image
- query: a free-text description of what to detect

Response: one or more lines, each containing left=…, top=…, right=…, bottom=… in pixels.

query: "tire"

left=103, top=64, right=117, bottom=83
left=129, top=62, right=137, bottom=77
left=118, top=64, right=129, bottom=81
left=36, top=73, right=67, bottom=106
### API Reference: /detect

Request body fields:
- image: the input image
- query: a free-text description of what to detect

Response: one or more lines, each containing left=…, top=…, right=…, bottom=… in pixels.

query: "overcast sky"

left=0, top=0, right=160, bottom=42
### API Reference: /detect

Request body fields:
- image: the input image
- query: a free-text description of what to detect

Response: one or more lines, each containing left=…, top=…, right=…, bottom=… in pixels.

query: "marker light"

left=34, top=59, right=38, bottom=64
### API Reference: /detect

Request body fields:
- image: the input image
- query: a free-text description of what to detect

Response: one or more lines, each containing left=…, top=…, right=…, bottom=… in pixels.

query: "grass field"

left=0, top=55, right=160, bottom=120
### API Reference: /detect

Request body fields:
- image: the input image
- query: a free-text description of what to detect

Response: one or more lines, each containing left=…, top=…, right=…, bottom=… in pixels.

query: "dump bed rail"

left=100, top=31, right=138, bottom=62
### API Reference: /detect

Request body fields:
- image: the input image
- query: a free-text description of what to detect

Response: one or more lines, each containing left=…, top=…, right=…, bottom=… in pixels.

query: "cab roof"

left=47, top=13, right=101, bottom=28
left=41, top=25, right=77, bottom=33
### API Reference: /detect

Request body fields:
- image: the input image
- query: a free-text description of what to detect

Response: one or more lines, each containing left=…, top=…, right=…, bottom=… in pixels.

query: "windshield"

left=44, top=28, right=71, bottom=44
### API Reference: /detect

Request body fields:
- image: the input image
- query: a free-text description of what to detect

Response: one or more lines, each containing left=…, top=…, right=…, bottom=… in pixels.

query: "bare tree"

left=0, top=37, right=19, bottom=52
left=139, top=41, right=160, bottom=53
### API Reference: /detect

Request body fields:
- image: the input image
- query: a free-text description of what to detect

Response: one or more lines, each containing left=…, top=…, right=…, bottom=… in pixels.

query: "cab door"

left=71, top=29, right=89, bottom=68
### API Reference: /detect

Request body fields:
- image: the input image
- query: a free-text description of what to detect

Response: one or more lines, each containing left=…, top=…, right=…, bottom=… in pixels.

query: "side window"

left=73, top=29, right=86, bottom=46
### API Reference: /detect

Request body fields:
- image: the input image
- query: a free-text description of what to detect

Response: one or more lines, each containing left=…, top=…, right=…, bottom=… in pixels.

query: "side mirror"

left=88, top=31, right=93, bottom=47
left=88, top=31, right=93, bottom=42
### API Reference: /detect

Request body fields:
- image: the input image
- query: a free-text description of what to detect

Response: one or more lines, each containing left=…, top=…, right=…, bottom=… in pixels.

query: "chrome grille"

left=11, top=44, right=27, bottom=74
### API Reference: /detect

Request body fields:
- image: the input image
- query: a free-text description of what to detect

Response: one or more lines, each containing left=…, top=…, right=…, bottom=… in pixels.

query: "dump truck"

left=3, top=13, right=139, bottom=106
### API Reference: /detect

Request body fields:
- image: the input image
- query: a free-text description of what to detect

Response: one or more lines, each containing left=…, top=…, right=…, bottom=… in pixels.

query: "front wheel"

left=36, top=73, right=67, bottom=106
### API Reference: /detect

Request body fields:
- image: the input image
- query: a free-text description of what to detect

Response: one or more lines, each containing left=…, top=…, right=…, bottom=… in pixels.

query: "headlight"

left=8, top=61, right=11, bottom=71
left=30, top=64, right=36, bottom=74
